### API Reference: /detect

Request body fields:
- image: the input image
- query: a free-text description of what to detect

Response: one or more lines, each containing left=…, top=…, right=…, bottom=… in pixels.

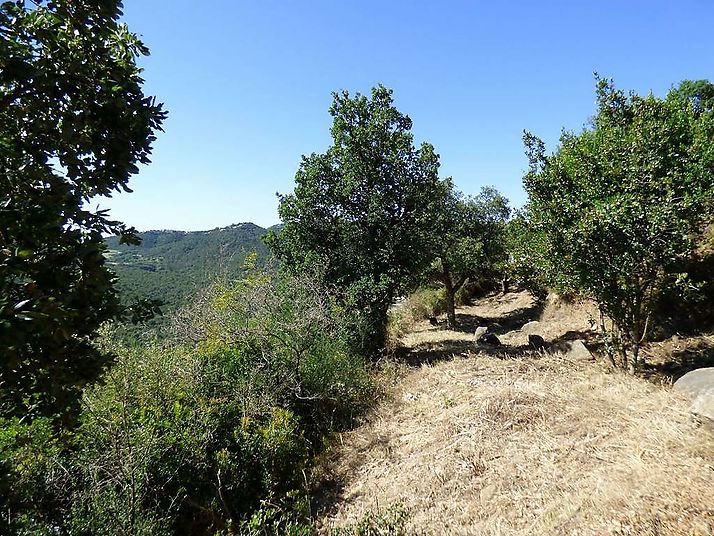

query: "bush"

left=2, top=269, right=374, bottom=534
left=523, top=78, right=714, bottom=372
left=0, top=417, right=68, bottom=534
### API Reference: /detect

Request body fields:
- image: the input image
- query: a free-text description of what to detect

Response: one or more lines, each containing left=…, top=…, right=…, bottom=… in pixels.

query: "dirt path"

left=316, top=292, right=714, bottom=536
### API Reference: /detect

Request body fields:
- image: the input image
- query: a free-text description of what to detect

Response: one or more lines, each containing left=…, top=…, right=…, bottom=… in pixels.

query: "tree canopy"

left=429, top=186, right=510, bottom=328
left=523, top=77, right=714, bottom=372
left=0, top=0, right=166, bottom=423
left=267, top=85, right=448, bottom=356
left=670, top=79, right=714, bottom=112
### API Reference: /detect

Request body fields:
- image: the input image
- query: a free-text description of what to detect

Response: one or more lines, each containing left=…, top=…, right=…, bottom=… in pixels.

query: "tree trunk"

left=442, top=260, right=457, bottom=329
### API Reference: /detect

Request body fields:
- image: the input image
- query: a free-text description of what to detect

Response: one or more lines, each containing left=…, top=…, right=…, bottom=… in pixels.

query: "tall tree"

left=0, top=0, right=166, bottom=424
left=430, top=186, right=510, bottom=329
left=267, top=85, right=447, bottom=356
left=523, top=77, right=714, bottom=373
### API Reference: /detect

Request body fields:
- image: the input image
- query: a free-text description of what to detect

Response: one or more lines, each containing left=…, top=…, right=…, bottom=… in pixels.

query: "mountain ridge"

left=105, top=222, right=276, bottom=314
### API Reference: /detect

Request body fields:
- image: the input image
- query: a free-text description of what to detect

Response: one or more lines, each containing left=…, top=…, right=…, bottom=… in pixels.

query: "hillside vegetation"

left=105, top=223, right=275, bottom=314
left=2, top=11, right=714, bottom=533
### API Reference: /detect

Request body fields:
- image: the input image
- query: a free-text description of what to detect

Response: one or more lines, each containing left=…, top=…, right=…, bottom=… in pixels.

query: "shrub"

left=523, top=77, right=714, bottom=372
left=2, top=269, right=373, bottom=534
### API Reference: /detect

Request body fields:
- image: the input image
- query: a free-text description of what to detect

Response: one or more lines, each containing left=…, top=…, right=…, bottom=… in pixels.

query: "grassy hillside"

left=105, top=223, right=275, bottom=314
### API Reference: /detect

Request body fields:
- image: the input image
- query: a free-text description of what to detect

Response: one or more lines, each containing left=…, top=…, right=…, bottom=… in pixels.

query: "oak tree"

left=430, top=186, right=510, bottom=328
left=523, top=77, right=714, bottom=372
left=267, top=85, right=447, bottom=356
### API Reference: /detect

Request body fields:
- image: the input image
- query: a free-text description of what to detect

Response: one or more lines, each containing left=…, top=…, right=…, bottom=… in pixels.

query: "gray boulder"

left=521, top=321, right=540, bottom=334
left=551, top=339, right=594, bottom=361
left=674, top=368, right=714, bottom=424
left=474, top=326, right=488, bottom=340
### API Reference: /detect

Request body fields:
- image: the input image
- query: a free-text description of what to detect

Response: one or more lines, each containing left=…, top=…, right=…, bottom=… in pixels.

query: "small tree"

left=429, top=186, right=510, bottom=328
left=267, top=85, right=447, bottom=357
left=0, top=0, right=166, bottom=423
left=523, top=77, right=714, bottom=372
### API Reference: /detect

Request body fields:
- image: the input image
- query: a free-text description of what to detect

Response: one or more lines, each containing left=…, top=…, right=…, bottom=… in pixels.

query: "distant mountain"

left=105, top=223, right=276, bottom=315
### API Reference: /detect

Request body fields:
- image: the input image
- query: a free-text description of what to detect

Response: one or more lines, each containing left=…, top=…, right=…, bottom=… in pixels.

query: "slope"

left=104, top=223, right=274, bottom=313
left=317, top=292, right=714, bottom=535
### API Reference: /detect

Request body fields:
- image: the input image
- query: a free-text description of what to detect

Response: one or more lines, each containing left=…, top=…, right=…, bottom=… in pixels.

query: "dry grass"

left=316, top=293, right=714, bottom=536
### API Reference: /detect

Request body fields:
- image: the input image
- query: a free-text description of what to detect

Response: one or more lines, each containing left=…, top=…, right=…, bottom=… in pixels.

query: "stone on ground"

left=674, top=367, right=714, bottom=423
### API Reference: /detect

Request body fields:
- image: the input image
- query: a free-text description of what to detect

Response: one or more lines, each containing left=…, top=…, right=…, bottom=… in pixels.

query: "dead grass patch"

left=317, top=353, right=714, bottom=535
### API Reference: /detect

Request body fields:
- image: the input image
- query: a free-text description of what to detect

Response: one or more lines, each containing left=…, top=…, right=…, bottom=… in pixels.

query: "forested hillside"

left=105, top=223, right=275, bottom=313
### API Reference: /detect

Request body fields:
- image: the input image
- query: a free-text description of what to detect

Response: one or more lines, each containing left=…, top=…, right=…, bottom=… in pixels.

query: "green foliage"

left=0, top=417, right=67, bottom=534
left=330, top=503, right=410, bottom=536
left=2, top=269, right=373, bottom=534
left=105, top=223, right=274, bottom=319
left=523, top=77, right=714, bottom=371
left=0, top=0, right=166, bottom=424
left=66, top=343, right=312, bottom=535
left=670, top=79, right=714, bottom=112
left=428, top=186, right=510, bottom=327
left=267, top=85, right=448, bottom=357
left=503, top=211, right=550, bottom=298
left=174, top=267, right=373, bottom=438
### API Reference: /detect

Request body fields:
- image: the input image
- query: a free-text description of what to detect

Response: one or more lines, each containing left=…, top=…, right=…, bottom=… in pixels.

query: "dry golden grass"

left=317, top=294, right=714, bottom=536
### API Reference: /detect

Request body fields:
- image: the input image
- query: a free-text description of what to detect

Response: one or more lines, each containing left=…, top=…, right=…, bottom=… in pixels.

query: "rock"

left=521, top=321, right=540, bottom=333
left=567, top=340, right=593, bottom=361
left=528, top=334, right=547, bottom=350
left=674, top=368, right=714, bottom=424
left=674, top=368, right=714, bottom=397
left=477, top=332, right=501, bottom=346
left=691, top=393, right=714, bottom=423
left=474, top=326, right=488, bottom=340
left=551, top=339, right=593, bottom=361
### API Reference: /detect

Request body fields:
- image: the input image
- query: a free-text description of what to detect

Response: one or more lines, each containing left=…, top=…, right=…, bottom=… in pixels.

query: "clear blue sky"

left=97, top=0, right=714, bottom=231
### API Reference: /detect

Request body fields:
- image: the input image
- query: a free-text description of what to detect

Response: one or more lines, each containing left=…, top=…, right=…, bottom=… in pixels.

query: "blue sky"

left=98, top=0, right=714, bottom=231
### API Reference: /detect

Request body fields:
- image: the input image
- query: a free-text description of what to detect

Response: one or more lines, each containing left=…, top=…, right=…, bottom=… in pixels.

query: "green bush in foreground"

left=2, top=270, right=373, bottom=534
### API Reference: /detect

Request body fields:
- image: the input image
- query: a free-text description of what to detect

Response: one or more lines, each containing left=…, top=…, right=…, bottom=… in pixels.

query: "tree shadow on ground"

left=391, top=297, right=549, bottom=367
left=643, top=338, right=714, bottom=383
left=452, top=298, right=546, bottom=336
left=549, top=329, right=605, bottom=354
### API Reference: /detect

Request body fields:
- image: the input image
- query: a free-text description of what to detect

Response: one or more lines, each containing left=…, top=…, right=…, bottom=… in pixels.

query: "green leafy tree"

left=0, top=0, right=166, bottom=424
left=267, top=85, right=447, bottom=357
left=523, top=77, right=714, bottom=372
left=430, top=186, right=510, bottom=328
left=670, top=79, right=714, bottom=112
